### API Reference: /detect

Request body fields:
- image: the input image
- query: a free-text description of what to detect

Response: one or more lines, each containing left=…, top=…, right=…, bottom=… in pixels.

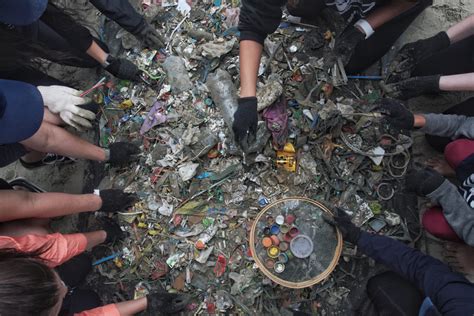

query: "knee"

left=444, top=139, right=474, bottom=169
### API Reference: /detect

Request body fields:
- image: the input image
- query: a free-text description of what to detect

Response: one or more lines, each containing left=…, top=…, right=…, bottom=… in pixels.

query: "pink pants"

left=422, top=139, right=474, bottom=242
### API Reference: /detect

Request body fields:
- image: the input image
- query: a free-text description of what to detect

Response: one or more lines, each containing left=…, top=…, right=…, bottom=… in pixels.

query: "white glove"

left=37, top=85, right=96, bottom=131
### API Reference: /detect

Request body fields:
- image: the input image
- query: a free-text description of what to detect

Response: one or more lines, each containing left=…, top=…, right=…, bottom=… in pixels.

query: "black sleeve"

left=238, top=0, right=286, bottom=45
left=89, top=0, right=147, bottom=35
left=40, top=3, right=93, bottom=52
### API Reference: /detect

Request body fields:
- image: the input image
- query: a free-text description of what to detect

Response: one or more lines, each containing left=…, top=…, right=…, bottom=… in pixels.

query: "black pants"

left=57, top=254, right=102, bottom=316
left=287, top=0, right=432, bottom=74
left=367, top=271, right=423, bottom=316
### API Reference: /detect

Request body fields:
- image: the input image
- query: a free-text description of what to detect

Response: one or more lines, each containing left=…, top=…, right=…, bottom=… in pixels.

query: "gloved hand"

left=135, top=22, right=165, bottom=50
left=99, top=217, right=126, bottom=244
left=406, top=168, right=445, bottom=196
left=388, top=32, right=450, bottom=82
left=104, top=55, right=142, bottom=82
left=146, top=292, right=190, bottom=315
left=381, top=75, right=441, bottom=100
left=380, top=98, right=414, bottom=130
left=233, top=97, right=258, bottom=153
left=98, top=189, right=138, bottom=213
left=323, top=208, right=361, bottom=244
left=108, top=142, right=140, bottom=165
left=37, top=86, right=96, bottom=131
left=334, top=26, right=365, bottom=66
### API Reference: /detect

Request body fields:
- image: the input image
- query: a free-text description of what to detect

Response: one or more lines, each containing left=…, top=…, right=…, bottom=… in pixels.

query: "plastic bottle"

left=162, top=56, right=193, bottom=94
left=206, top=69, right=238, bottom=130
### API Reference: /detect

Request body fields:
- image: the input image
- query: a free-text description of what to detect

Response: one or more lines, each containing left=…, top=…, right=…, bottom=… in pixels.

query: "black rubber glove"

left=135, top=22, right=165, bottom=50
left=382, top=75, right=441, bottom=100
left=334, top=26, right=365, bottom=65
left=104, top=56, right=142, bottom=82
left=233, top=97, right=258, bottom=153
left=323, top=208, right=361, bottom=244
left=406, top=168, right=445, bottom=196
left=99, top=217, right=126, bottom=244
left=146, top=292, right=190, bottom=315
left=98, top=189, right=138, bottom=213
left=380, top=98, right=414, bottom=130
left=388, top=32, right=450, bottom=82
left=108, top=142, right=140, bottom=165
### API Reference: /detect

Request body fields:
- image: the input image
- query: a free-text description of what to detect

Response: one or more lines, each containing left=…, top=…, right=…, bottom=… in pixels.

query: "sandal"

left=20, top=153, right=76, bottom=169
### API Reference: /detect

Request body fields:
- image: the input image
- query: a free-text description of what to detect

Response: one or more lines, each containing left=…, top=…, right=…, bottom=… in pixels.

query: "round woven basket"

left=249, top=197, right=343, bottom=288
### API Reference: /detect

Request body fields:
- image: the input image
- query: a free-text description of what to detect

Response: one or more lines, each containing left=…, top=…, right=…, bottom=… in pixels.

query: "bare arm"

left=0, top=191, right=102, bottom=222
left=85, top=41, right=109, bottom=65
left=83, top=230, right=107, bottom=250
left=115, top=297, right=147, bottom=315
left=439, top=73, right=474, bottom=91
left=446, top=14, right=474, bottom=44
left=239, top=40, right=263, bottom=97
left=365, top=0, right=417, bottom=30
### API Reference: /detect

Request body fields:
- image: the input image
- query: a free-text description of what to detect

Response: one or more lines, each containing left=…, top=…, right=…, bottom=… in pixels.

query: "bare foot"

left=443, top=242, right=474, bottom=276
left=425, top=158, right=455, bottom=177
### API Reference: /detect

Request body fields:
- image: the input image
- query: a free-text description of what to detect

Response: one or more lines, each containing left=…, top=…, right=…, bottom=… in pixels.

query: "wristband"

left=94, top=189, right=100, bottom=196
left=104, top=149, right=110, bottom=161
left=354, top=19, right=374, bottom=39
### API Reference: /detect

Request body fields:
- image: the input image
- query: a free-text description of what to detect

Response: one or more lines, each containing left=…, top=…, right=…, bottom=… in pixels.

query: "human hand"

left=136, top=22, right=165, bottom=50
left=380, top=98, right=414, bottom=130
left=99, top=217, right=126, bottom=244
left=37, top=85, right=96, bottom=131
left=381, top=75, right=441, bottom=100
left=233, top=97, right=258, bottom=153
left=323, top=208, right=361, bottom=244
left=98, top=189, right=138, bottom=213
left=406, top=168, right=445, bottom=196
left=108, top=142, right=140, bottom=165
left=334, top=26, right=365, bottom=66
left=387, top=32, right=450, bottom=82
left=104, top=56, right=142, bottom=82
left=146, top=292, right=190, bottom=315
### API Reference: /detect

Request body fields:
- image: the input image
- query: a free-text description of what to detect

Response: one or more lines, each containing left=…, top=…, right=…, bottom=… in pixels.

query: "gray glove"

left=136, top=23, right=165, bottom=50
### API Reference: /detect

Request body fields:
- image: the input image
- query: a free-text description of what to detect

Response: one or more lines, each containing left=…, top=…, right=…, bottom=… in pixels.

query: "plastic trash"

left=207, top=69, right=238, bottom=131
left=162, top=56, right=193, bottom=94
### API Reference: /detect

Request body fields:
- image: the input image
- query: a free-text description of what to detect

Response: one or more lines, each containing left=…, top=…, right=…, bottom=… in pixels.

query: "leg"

left=0, top=143, right=29, bottom=168
left=20, top=121, right=107, bottom=162
left=0, top=66, right=65, bottom=86
left=425, top=97, right=474, bottom=152
left=346, top=0, right=431, bottom=74
left=413, top=35, right=474, bottom=76
left=367, top=271, right=423, bottom=315
left=422, top=207, right=463, bottom=242
left=56, top=253, right=93, bottom=288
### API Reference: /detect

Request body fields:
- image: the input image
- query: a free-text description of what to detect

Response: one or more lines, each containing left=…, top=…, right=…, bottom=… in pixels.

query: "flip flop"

left=20, top=153, right=76, bottom=169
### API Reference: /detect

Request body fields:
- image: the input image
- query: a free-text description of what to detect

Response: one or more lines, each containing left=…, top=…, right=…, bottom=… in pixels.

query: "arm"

left=238, top=0, right=285, bottom=96
left=427, top=180, right=474, bottom=246
left=446, top=14, right=474, bottom=44
left=364, top=0, right=417, bottom=30
left=357, top=232, right=474, bottom=314
left=0, top=191, right=102, bottom=222
left=74, top=298, right=147, bottom=316
left=439, top=73, right=474, bottom=92
left=89, top=0, right=145, bottom=35
left=416, top=113, right=474, bottom=139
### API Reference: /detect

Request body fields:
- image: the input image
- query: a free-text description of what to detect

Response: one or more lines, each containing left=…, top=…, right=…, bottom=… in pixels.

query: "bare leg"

left=20, top=120, right=107, bottom=161
left=425, top=158, right=456, bottom=177
left=443, top=242, right=474, bottom=276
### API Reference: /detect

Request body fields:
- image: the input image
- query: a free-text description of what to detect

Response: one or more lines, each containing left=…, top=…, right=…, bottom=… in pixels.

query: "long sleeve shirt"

left=358, top=232, right=474, bottom=315
left=420, top=113, right=474, bottom=245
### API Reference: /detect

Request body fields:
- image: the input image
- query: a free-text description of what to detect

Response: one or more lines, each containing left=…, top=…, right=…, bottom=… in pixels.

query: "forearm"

left=0, top=191, right=102, bottom=222
left=115, top=297, right=147, bottom=315
left=446, top=14, right=474, bottom=44
left=239, top=40, right=263, bottom=97
left=365, top=0, right=416, bottom=30
left=418, top=113, right=474, bottom=139
left=439, top=73, right=474, bottom=91
left=83, top=230, right=107, bottom=250
left=86, top=41, right=108, bottom=65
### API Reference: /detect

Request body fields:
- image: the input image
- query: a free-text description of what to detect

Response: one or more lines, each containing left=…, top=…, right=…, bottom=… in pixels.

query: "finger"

left=239, top=133, right=250, bottom=153
left=70, top=95, right=89, bottom=106
left=71, top=107, right=97, bottom=120
left=70, top=115, right=93, bottom=129
left=62, top=115, right=84, bottom=132
left=55, top=85, right=81, bottom=95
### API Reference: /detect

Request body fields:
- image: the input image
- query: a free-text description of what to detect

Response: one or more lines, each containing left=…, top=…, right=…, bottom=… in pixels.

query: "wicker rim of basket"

left=249, top=196, right=343, bottom=289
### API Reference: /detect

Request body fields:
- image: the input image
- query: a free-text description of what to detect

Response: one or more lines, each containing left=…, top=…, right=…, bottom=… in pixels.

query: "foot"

left=443, top=242, right=474, bottom=276
left=425, top=158, right=455, bottom=177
